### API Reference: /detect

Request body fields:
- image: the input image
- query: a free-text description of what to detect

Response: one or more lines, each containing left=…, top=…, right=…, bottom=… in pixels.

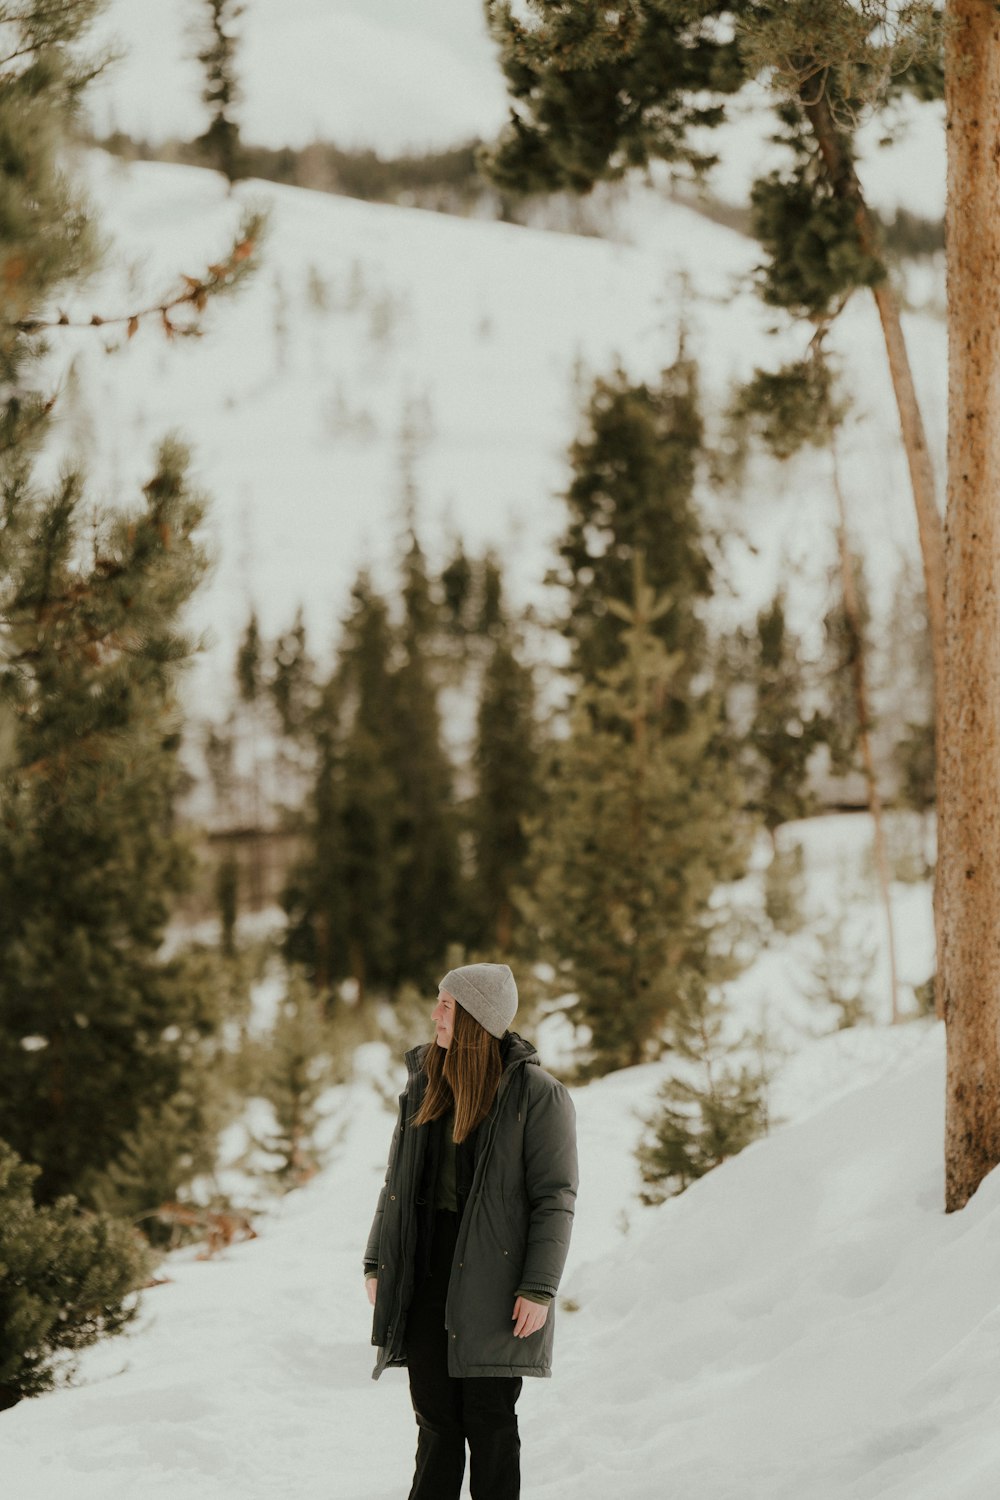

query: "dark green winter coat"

left=364, top=1031, right=578, bottom=1381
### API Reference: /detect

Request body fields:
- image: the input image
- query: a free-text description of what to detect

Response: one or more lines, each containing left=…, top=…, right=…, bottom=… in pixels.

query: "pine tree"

left=270, top=606, right=315, bottom=741
left=747, top=590, right=821, bottom=835
left=0, top=1140, right=153, bottom=1409
left=820, top=548, right=873, bottom=780
left=269, top=604, right=319, bottom=815
left=636, top=997, right=773, bottom=1203
left=233, top=607, right=269, bottom=903
left=763, top=840, right=808, bottom=937
left=282, top=675, right=350, bottom=993
left=521, top=552, right=753, bottom=1074
left=0, top=4, right=107, bottom=512
left=477, top=551, right=505, bottom=638
left=192, top=0, right=246, bottom=185
left=550, top=357, right=711, bottom=688
left=251, top=967, right=334, bottom=1190
left=236, top=607, right=264, bottom=704
left=469, top=619, right=544, bottom=954
left=0, top=0, right=264, bottom=1384
left=0, top=439, right=215, bottom=1202
left=282, top=573, right=399, bottom=997
left=440, top=537, right=475, bottom=638
left=390, top=532, right=463, bottom=987
left=327, top=573, right=400, bottom=995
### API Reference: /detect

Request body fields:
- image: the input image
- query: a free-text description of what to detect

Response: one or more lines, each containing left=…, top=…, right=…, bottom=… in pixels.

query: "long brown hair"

left=412, top=1003, right=503, bottom=1143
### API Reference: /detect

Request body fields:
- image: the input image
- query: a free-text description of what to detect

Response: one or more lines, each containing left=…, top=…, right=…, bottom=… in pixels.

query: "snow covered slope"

left=9, top=1016, right=998, bottom=1500
left=46, top=150, right=944, bottom=721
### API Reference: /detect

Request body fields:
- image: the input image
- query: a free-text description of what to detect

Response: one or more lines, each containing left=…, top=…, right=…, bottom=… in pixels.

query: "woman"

left=363, top=961, right=578, bottom=1500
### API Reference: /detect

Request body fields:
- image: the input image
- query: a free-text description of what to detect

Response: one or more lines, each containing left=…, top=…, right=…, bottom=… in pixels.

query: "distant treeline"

left=94, top=130, right=509, bottom=216
left=92, top=129, right=944, bottom=260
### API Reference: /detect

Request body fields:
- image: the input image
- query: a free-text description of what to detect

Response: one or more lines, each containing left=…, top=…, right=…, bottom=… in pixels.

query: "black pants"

left=405, top=1209, right=522, bottom=1500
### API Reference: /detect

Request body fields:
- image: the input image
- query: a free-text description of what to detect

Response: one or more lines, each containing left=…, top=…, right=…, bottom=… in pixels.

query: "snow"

left=45, top=147, right=945, bottom=731
left=0, top=821, right=969, bottom=1500
left=7, top=981, right=993, bottom=1499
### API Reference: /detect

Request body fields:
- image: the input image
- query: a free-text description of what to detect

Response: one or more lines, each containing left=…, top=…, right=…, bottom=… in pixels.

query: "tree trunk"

left=831, top=445, right=900, bottom=1025
left=800, top=84, right=947, bottom=1018
left=941, top=1, right=1000, bottom=1212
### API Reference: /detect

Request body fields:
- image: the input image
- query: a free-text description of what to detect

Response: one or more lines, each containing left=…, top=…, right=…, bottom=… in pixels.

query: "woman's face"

left=432, top=989, right=456, bottom=1049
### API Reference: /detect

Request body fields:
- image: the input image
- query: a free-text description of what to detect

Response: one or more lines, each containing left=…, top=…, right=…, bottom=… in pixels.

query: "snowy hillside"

left=46, top=148, right=944, bottom=723
left=6, top=1001, right=987, bottom=1500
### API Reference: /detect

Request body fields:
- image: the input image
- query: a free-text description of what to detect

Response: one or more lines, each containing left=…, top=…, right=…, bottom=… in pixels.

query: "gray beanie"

left=438, top=962, right=518, bottom=1039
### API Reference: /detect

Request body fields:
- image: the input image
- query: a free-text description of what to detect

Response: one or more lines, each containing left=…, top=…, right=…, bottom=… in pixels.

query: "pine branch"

left=12, top=210, right=266, bottom=340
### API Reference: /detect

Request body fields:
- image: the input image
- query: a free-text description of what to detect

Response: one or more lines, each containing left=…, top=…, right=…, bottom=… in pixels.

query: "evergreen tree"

left=0, top=440, right=217, bottom=1203
left=390, top=532, right=463, bottom=987
left=550, top=357, right=711, bottom=688
left=282, top=573, right=398, bottom=997
left=763, top=840, right=808, bottom=937
left=637, top=997, right=773, bottom=1204
left=236, top=607, right=264, bottom=704
left=820, top=549, right=873, bottom=779
left=746, top=589, right=822, bottom=834
left=233, top=606, right=270, bottom=903
left=440, top=536, right=475, bottom=638
left=192, top=0, right=245, bottom=184
left=281, top=676, right=350, bottom=993
left=521, top=552, right=753, bottom=1074
left=251, top=967, right=334, bottom=1190
left=477, top=551, right=505, bottom=638
left=203, top=714, right=237, bottom=823
left=0, top=2, right=108, bottom=514
left=469, top=619, right=544, bottom=954
left=269, top=604, right=319, bottom=816
left=0, top=1140, right=152, bottom=1409
left=326, top=573, right=399, bottom=995
left=270, top=606, right=315, bottom=741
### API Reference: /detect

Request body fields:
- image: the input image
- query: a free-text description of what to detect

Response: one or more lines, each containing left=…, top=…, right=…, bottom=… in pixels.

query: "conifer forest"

left=3, top=4, right=1000, bottom=1498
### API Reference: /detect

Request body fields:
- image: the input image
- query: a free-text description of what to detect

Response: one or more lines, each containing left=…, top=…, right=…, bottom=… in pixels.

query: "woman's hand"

left=366, top=1277, right=378, bottom=1307
left=512, top=1296, right=549, bottom=1338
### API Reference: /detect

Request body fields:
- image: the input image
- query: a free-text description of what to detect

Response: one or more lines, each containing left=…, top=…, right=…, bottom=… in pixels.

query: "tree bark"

left=941, top=0, right=1000, bottom=1212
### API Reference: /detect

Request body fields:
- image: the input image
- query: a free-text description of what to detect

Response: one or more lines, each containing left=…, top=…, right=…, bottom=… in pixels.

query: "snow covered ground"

left=6, top=817, right=984, bottom=1500
left=4, top=1000, right=982, bottom=1499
